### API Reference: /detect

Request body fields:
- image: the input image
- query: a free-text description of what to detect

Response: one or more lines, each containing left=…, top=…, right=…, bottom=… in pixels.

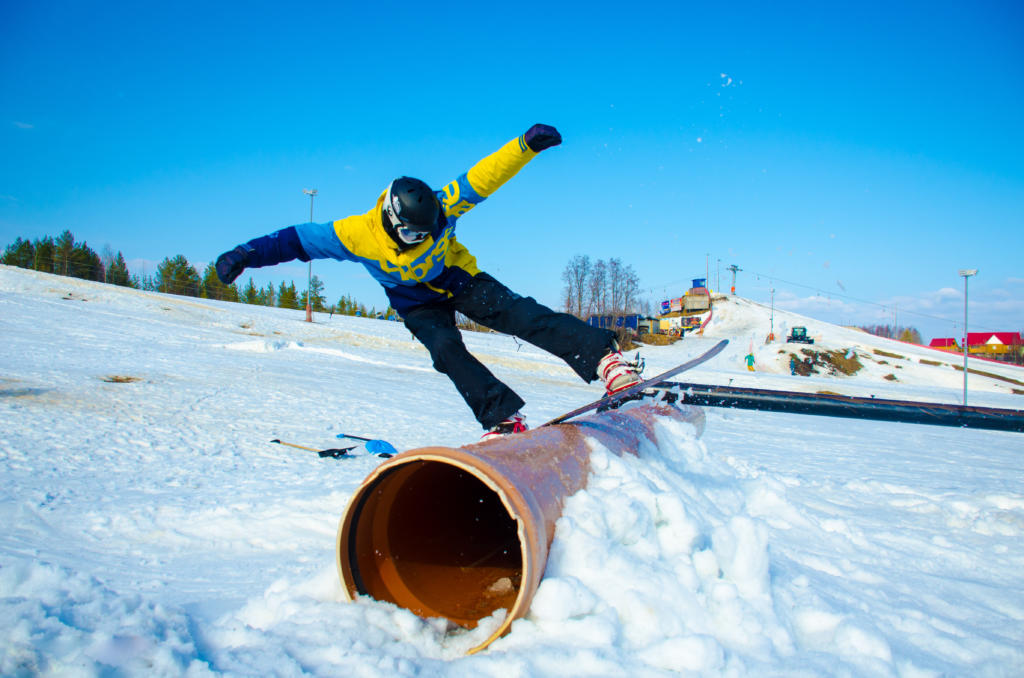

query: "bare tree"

left=619, top=263, right=641, bottom=314
left=588, top=259, right=608, bottom=316
left=101, top=244, right=117, bottom=282
left=563, top=255, right=643, bottom=318
left=604, top=258, right=642, bottom=315
left=562, top=253, right=645, bottom=321
left=561, top=254, right=591, bottom=317
left=608, top=258, right=623, bottom=313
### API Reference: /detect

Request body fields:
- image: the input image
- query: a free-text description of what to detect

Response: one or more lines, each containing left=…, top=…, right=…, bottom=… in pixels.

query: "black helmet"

left=382, top=176, right=440, bottom=248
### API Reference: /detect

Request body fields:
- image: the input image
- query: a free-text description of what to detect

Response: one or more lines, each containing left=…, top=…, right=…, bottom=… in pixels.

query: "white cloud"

left=750, top=278, right=1023, bottom=341
left=12, top=121, right=34, bottom=129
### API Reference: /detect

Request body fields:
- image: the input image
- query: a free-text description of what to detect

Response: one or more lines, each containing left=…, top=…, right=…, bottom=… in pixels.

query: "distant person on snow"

left=745, top=353, right=756, bottom=372
left=214, top=124, right=641, bottom=439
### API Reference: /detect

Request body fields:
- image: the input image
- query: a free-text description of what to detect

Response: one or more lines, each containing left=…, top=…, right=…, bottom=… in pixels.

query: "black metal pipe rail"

left=663, top=381, right=1024, bottom=433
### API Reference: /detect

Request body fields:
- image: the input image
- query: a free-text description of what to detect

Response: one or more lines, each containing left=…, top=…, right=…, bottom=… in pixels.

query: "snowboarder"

left=745, top=353, right=756, bottom=372
left=214, top=124, right=641, bottom=438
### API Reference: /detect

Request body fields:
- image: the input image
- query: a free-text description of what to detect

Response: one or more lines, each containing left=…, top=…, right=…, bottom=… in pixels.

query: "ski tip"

left=366, top=439, right=399, bottom=457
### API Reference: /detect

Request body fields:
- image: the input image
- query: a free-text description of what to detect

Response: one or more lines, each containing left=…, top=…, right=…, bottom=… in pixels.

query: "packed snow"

left=2, top=264, right=1023, bottom=677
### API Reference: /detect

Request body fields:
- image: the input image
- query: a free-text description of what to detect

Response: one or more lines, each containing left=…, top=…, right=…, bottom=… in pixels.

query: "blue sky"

left=2, top=1, right=1021, bottom=341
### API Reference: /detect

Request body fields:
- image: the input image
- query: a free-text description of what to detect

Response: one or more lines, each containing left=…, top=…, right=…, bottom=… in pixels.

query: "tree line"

left=858, top=324, right=922, bottom=345
left=1, top=230, right=389, bottom=317
left=561, top=255, right=643, bottom=318
left=559, top=255, right=951, bottom=350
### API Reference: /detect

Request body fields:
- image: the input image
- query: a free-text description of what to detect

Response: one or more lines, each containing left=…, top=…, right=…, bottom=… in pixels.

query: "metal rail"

left=663, top=381, right=1024, bottom=433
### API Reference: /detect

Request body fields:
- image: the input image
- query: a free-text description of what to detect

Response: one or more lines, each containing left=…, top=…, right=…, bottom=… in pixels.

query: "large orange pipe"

left=335, top=402, right=705, bottom=654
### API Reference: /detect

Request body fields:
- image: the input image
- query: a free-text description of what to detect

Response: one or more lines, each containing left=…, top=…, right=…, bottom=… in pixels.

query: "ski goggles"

left=385, top=204, right=431, bottom=245
left=395, top=225, right=430, bottom=245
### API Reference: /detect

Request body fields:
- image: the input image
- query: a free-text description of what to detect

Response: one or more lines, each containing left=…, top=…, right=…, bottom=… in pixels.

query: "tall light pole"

left=303, top=189, right=317, bottom=322
left=959, top=269, right=977, bottom=405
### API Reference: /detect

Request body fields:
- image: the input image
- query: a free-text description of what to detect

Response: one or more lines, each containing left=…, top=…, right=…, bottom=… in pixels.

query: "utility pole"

left=304, top=188, right=318, bottom=322
left=769, top=287, right=776, bottom=342
left=959, top=268, right=977, bottom=405
left=727, top=265, right=741, bottom=295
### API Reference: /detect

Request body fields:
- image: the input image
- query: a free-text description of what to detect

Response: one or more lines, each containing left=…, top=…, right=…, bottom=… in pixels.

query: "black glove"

left=215, top=244, right=253, bottom=285
left=524, top=123, right=561, bottom=152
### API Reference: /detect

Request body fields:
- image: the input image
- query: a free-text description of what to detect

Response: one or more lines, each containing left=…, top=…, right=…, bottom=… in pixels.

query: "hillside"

left=698, top=293, right=1023, bottom=406
left=1, top=264, right=1022, bottom=677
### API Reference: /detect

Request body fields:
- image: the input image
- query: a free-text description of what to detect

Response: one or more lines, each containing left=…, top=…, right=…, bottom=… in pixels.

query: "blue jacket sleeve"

left=244, top=226, right=311, bottom=267
left=293, top=221, right=351, bottom=260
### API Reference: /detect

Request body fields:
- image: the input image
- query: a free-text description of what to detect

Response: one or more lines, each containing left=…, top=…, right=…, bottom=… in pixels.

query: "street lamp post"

left=304, top=188, right=317, bottom=322
left=959, top=268, right=978, bottom=405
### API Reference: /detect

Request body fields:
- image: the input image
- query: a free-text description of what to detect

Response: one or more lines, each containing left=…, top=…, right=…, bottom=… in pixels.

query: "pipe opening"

left=348, top=459, right=522, bottom=627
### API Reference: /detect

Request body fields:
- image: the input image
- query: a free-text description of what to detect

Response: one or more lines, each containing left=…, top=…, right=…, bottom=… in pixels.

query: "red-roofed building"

left=965, top=332, right=1023, bottom=362
left=929, top=337, right=960, bottom=352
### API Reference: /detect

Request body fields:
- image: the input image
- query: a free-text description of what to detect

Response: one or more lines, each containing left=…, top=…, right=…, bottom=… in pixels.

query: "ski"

left=269, top=436, right=395, bottom=459
left=270, top=438, right=355, bottom=459
left=336, top=434, right=398, bottom=458
left=542, top=339, right=729, bottom=426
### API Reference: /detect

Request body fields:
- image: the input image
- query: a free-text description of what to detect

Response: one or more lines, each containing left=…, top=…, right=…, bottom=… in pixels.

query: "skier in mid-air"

left=214, top=124, right=641, bottom=438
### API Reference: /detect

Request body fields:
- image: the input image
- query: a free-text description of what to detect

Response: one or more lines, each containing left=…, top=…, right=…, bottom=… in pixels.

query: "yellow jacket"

left=292, top=134, right=539, bottom=314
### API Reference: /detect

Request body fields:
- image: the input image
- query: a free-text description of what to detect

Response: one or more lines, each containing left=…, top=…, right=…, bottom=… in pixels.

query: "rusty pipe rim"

left=336, top=446, right=548, bottom=654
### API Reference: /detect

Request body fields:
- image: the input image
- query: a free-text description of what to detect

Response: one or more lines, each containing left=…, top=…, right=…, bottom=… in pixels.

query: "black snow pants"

left=402, top=273, right=615, bottom=429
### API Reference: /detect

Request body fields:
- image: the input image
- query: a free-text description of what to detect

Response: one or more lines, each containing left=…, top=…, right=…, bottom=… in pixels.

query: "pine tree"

left=106, top=252, right=134, bottom=287
left=300, top=275, right=327, bottom=312
left=241, top=278, right=260, bottom=304
left=1, top=237, right=35, bottom=268
left=156, top=255, right=201, bottom=296
left=33, top=236, right=55, bottom=273
left=200, top=263, right=238, bottom=301
left=41, top=230, right=104, bottom=281
left=54, top=230, right=75, bottom=276
left=68, top=241, right=104, bottom=281
left=337, top=294, right=359, bottom=315
left=277, top=281, right=299, bottom=309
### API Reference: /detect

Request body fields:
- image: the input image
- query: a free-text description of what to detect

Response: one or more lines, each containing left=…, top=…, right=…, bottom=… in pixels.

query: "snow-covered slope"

left=698, top=293, right=1023, bottom=406
left=2, top=265, right=1022, bottom=677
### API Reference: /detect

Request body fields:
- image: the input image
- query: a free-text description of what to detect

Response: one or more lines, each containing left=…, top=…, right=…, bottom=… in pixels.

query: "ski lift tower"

left=727, top=265, right=741, bottom=295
